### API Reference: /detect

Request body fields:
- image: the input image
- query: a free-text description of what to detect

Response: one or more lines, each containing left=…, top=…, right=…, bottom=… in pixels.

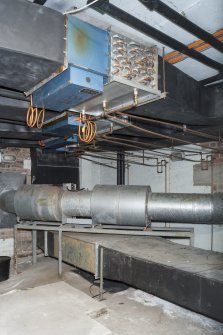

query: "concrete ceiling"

left=37, top=0, right=223, bottom=81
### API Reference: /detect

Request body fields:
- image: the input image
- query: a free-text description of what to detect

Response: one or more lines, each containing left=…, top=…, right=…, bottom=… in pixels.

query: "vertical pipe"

left=211, top=157, right=214, bottom=251
left=126, top=163, right=130, bottom=185
left=162, top=47, right=166, bottom=93
left=164, top=161, right=167, bottom=228
left=117, top=152, right=125, bottom=185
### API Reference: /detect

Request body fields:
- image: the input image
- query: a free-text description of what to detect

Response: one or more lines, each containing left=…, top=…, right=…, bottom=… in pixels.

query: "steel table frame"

left=14, top=221, right=194, bottom=300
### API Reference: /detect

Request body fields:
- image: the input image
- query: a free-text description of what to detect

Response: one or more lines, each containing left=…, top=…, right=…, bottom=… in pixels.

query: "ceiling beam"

left=33, top=0, right=47, bottom=5
left=0, top=138, right=38, bottom=148
left=200, top=73, right=223, bottom=86
left=138, top=0, right=223, bottom=53
left=88, top=0, right=223, bottom=73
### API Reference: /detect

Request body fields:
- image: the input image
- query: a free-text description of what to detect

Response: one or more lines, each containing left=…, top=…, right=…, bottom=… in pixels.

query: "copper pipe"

left=107, top=115, right=195, bottom=146
left=115, top=111, right=219, bottom=141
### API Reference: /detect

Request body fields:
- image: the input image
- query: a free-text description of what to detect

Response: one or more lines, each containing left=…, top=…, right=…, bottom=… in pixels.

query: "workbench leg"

left=58, top=229, right=62, bottom=278
left=32, top=228, right=37, bottom=265
left=44, top=230, right=48, bottom=257
left=14, top=226, right=18, bottom=274
left=99, top=247, right=104, bottom=301
left=190, top=232, right=195, bottom=247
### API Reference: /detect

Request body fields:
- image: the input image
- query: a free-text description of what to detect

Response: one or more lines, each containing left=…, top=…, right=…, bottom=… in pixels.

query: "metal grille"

left=110, top=32, right=158, bottom=90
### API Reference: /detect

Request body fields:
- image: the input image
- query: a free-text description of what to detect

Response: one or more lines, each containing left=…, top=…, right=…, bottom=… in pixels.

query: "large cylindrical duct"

left=0, top=190, right=16, bottom=214
left=91, top=185, right=151, bottom=226
left=0, top=184, right=223, bottom=225
left=61, top=190, right=92, bottom=218
left=14, top=185, right=63, bottom=222
left=147, top=193, right=223, bottom=223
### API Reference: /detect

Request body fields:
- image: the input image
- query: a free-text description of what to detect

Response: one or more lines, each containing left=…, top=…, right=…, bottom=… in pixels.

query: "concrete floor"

left=0, top=256, right=223, bottom=335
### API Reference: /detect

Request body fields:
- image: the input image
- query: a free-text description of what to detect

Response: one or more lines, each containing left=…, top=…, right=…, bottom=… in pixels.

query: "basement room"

left=0, top=0, right=223, bottom=334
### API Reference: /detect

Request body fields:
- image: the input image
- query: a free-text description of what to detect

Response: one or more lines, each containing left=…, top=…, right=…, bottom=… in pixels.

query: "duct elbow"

left=0, top=190, right=16, bottom=214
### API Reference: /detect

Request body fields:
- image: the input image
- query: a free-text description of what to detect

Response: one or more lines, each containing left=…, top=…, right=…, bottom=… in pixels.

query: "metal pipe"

left=91, top=185, right=151, bottom=226
left=147, top=192, right=223, bottom=223
left=117, top=152, right=125, bottom=185
left=1, top=184, right=223, bottom=225
left=14, top=185, right=63, bottom=221
left=61, top=190, right=92, bottom=218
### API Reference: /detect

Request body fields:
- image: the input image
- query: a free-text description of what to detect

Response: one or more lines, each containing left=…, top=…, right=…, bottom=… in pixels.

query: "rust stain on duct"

left=36, top=198, right=47, bottom=206
left=73, top=27, right=89, bottom=55
left=54, top=233, right=96, bottom=274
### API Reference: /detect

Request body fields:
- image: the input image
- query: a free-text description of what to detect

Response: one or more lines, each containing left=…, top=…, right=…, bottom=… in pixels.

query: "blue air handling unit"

left=32, top=66, right=104, bottom=112
left=32, top=16, right=109, bottom=112
left=42, top=114, right=80, bottom=149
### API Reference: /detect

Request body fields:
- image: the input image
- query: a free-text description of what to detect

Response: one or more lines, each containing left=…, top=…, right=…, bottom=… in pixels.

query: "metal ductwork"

left=1, top=184, right=223, bottom=225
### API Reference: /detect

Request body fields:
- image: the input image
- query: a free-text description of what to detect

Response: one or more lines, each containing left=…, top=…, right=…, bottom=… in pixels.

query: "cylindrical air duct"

left=0, top=184, right=223, bottom=225
left=147, top=193, right=223, bottom=223
left=14, top=185, right=63, bottom=222
left=91, top=185, right=150, bottom=226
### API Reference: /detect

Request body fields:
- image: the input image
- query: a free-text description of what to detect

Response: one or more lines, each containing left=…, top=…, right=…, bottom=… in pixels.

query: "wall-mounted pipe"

left=1, top=184, right=223, bottom=226
left=117, top=152, right=125, bottom=185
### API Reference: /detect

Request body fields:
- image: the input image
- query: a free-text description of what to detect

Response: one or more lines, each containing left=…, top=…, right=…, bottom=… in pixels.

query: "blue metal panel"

left=67, top=16, right=109, bottom=76
left=43, top=116, right=80, bottom=136
left=44, top=135, right=78, bottom=149
left=32, top=66, right=103, bottom=112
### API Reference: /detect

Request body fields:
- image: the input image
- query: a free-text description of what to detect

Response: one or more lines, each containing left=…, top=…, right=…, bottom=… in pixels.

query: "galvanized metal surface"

left=15, top=223, right=194, bottom=239
left=0, top=172, right=26, bottom=228
left=54, top=233, right=96, bottom=274
left=61, top=190, right=92, bottom=218
left=15, top=223, right=194, bottom=280
left=73, top=79, right=161, bottom=116
left=0, top=0, right=66, bottom=91
left=148, top=192, right=223, bottom=223
left=1, top=184, right=223, bottom=225
left=91, top=185, right=151, bottom=226
left=14, top=185, right=63, bottom=222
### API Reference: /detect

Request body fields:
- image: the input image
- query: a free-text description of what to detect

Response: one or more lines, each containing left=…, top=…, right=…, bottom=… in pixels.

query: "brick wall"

left=0, top=147, right=32, bottom=257
left=0, top=147, right=31, bottom=177
left=0, top=147, right=31, bottom=183
left=0, top=228, right=33, bottom=258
